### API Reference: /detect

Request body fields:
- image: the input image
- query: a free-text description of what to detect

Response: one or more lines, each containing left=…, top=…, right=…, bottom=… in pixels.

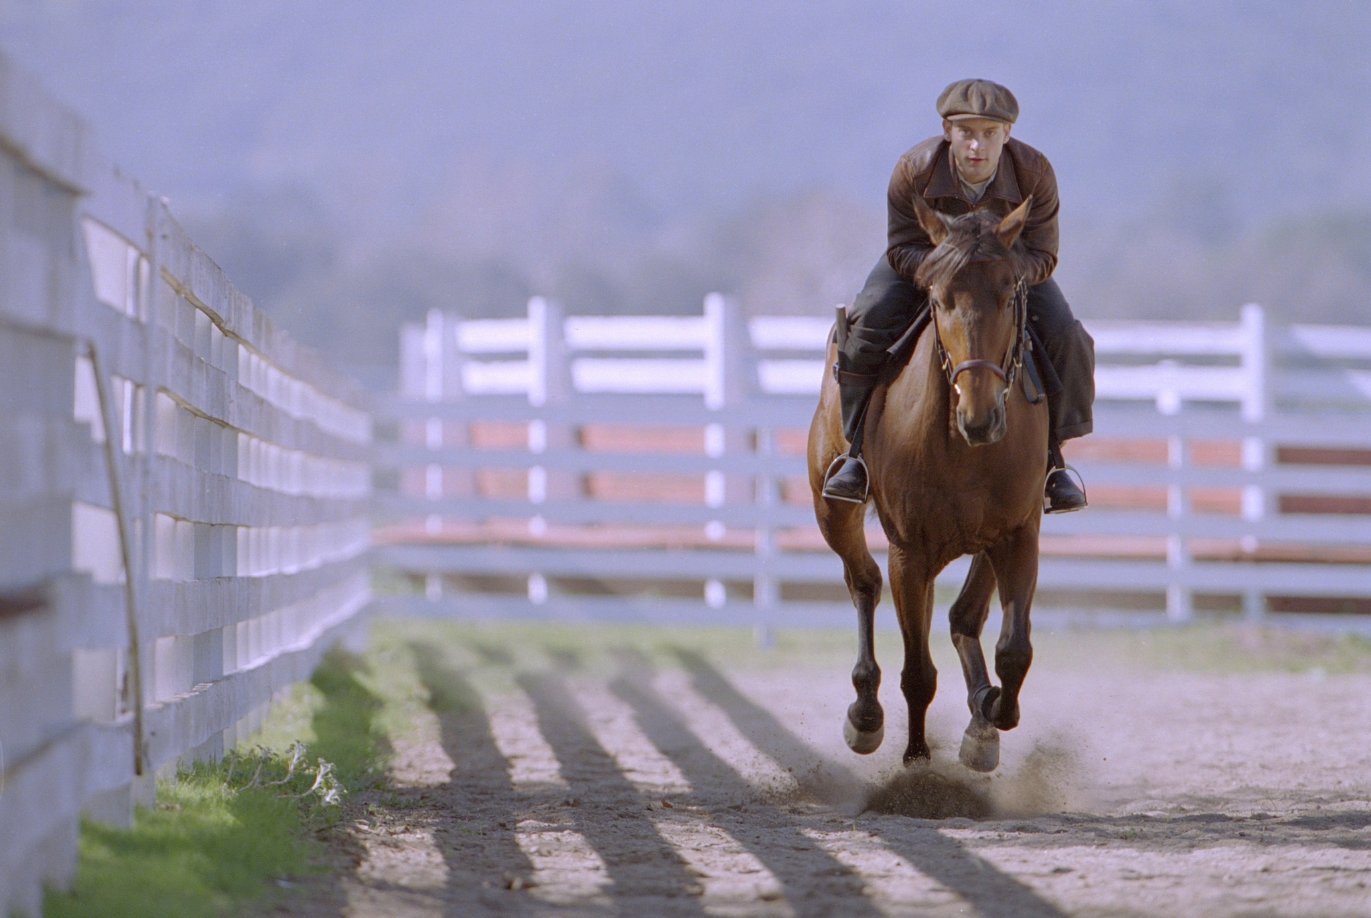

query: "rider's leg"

left=1026, top=279, right=1094, bottom=513
left=824, top=258, right=925, bottom=502
left=822, top=381, right=875, bottom=502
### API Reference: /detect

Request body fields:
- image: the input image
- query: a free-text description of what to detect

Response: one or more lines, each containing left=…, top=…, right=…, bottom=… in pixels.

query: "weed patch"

left=45, top=644, right=388, bottom=918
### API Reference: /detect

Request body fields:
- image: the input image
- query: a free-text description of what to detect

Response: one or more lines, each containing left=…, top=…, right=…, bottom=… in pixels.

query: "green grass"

left=44, top=642, right=392, bottom=918
left=49, top=769, right=317, bottom=918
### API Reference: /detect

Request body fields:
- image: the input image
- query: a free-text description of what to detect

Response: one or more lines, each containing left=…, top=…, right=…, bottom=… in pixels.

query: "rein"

left=931, top=276, right=1030, bottom=396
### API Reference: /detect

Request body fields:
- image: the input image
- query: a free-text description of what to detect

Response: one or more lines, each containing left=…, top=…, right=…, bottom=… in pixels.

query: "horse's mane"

left=913, top=211, right=1022, bottom=290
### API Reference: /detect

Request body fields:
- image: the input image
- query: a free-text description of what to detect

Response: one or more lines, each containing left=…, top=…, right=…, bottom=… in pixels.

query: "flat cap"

left=936, top=79, right=1019, bottom=124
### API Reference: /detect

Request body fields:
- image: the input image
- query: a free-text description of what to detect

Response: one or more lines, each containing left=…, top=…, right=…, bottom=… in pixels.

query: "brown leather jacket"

left=886, top=135, right=1060, bottom=287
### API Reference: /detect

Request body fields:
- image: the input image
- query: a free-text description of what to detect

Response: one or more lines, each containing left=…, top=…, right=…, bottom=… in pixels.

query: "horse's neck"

left=897, top=333, right=952, bottom=433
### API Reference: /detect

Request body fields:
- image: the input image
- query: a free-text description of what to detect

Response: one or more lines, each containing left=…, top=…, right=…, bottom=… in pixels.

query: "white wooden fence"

left=374, top=296, right=1371, bottom=627
left=0, top=54, right=371, bottom=916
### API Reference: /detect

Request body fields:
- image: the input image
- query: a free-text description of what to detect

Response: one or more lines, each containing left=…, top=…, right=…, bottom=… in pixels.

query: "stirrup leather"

left=822, top=454, right=869, bottom=504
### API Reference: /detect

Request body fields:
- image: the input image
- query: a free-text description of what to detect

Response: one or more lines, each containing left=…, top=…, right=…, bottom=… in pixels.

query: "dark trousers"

left=844, top=257, right=1094, bottom=443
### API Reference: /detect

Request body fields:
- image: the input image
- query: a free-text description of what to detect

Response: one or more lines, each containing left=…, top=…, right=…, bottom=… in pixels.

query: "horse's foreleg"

left=815, top=500, right=885, bottom=755
left=949, top=552, right=1000, bottom=771
left=889, top=546, right=937, bottom=765
left=985, top=527, right=1041, bottom=731
left=845, top=564, right=884, bottom=754
left=949, top=552, right=997, bottom=717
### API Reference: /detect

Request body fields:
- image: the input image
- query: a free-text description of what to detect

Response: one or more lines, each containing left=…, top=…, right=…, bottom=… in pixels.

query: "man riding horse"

left=823, top=78, right=1093, bottom=511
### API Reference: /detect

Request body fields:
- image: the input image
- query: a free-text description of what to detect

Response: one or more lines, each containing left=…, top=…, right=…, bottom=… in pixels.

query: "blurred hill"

left=2, top=0, right=1368, bottom=385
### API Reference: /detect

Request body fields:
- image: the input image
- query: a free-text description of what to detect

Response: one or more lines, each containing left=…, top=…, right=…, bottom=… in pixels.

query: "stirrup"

left=1044, top=463, right=1088, bottom=514
left=822, top=454, right=869, bottom=504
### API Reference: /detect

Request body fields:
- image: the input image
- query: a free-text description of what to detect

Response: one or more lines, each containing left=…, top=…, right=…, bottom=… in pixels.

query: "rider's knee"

left=851, top=257, right=920, bottom=319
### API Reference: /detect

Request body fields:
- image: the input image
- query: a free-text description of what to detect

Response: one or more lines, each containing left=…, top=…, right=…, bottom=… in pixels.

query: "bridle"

left=930, top=275, right=1030, bottom=397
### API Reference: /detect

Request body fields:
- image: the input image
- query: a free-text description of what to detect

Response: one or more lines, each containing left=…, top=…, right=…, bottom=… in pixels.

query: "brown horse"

left=806, top=195, right=1048, bottom=772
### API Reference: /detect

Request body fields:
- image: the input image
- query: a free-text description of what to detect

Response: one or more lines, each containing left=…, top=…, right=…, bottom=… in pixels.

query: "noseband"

left=931, top=276, right=1030, bottom=395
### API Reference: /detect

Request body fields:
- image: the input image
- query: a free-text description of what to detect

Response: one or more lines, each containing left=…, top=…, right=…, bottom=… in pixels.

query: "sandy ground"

left=280, top=622, right=1371, bottom=917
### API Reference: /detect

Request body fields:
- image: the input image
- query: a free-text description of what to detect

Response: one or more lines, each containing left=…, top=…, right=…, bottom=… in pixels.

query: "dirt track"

left=287, top=620, right=1371, bottom=917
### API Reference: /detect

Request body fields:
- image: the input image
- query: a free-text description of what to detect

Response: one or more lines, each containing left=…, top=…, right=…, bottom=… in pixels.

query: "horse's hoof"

left=959, top=719, right=1000, bottom=772
left=844, top=717, right=884, bottom=755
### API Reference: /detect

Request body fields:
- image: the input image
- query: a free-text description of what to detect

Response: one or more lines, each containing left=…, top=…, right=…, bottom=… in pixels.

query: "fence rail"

left=374, top=296, right=1371, bottom=628
left=0, top=53, right=371, bottom=916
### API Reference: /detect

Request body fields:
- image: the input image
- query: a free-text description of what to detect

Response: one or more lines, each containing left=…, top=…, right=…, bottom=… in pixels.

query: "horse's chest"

left=876, top=481, right=1031, bottom=562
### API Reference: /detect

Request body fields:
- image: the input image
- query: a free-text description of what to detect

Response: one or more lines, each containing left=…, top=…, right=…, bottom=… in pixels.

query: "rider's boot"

left=822, top=383, right=875, bottom=503
left=823, top=454, right=869, bottom=503
left=1044, top=439, right=1087, bottom=514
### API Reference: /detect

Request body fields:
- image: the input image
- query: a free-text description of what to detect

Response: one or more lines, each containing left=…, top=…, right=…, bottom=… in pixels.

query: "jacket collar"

left=927, top=140, right=1023, bottom=205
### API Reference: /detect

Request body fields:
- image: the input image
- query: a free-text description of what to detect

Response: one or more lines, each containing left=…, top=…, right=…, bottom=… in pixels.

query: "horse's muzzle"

left=956, top=391, right=1008, bottom=446
left=951, top=357, right=1010, bottom=446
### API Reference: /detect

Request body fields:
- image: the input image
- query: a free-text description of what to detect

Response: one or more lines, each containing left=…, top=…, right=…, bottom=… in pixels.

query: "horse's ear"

left=913, top=194, right=951, bottom=245
left=996, top=195, right=1033, bottom=249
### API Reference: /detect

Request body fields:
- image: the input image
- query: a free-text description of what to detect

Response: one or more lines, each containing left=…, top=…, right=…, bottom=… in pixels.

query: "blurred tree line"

left=186, top=169, right=1371, bottom=389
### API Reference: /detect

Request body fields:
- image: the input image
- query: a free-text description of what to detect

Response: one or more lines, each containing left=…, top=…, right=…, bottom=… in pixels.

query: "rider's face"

left=943, top=117, right=1011, bottom=186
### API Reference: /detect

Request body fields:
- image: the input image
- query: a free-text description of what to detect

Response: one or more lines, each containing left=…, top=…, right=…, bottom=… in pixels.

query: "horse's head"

left=913, top=194, right=1032, bottom=446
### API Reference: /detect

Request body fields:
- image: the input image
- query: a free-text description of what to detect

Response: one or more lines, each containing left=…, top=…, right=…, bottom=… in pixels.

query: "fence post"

left=1239, top=303, right=1271, bottom=620
left=423, top=309, right=444, bottom=541
left=754, top=421, right=780, bottom=641
left=703, top=293, right=753, bottom=611
left=1158, top=361, right=1192, bottom=622
left=133, top=200, right=161, bottom=784
left=527, top=296, right=574, bottom=605
left=419, top=309, right=463, bottom=598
